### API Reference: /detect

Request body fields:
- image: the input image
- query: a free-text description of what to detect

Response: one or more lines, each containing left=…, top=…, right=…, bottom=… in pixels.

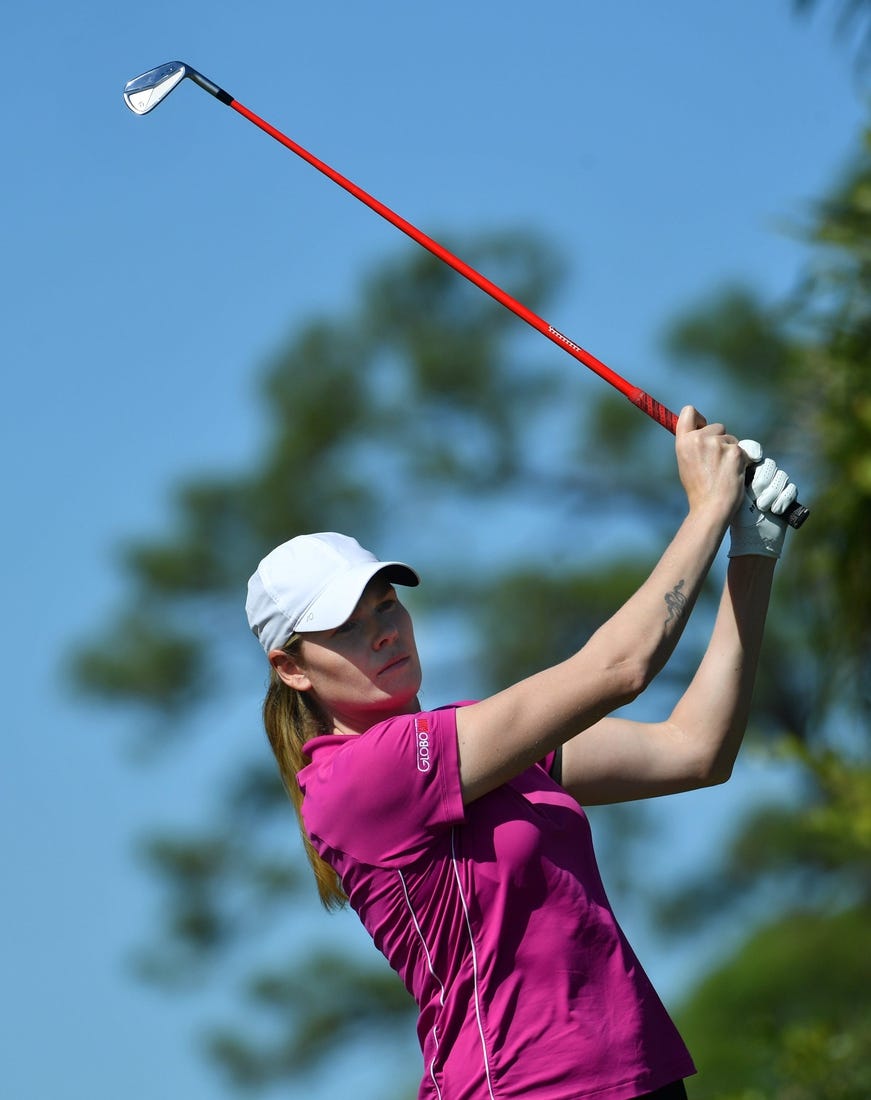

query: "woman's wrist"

left=686, top=495, right=736, bottom=532
left=726, top=553, right=778, bottom=580
left=680, top=499, right=733, bottom=558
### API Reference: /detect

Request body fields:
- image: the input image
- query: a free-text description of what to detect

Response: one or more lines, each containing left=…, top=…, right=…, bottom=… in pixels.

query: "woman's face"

left=291, top=575, right=422, bottom=735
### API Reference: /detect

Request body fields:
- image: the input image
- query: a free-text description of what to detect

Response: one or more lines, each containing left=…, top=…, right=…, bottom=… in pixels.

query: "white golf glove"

left=728, top=440, right=799, bottom=559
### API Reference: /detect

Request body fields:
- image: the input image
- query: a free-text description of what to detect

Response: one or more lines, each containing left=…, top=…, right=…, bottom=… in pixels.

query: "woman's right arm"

left=454, top=406, right=747, bottom=804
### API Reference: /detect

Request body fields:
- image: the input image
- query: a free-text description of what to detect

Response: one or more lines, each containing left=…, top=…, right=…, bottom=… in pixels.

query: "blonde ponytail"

left=262, top=650, right=347, bottom=910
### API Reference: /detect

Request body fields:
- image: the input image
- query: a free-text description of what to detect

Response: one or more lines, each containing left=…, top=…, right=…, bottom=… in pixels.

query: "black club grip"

left=745, top=467, right=810, bottom=529
left=783, top=500, right=810, bottom=529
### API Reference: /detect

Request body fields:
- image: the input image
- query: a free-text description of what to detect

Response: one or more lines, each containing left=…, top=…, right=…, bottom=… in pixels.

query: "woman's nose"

left=373, top=620, right=398, bottom=648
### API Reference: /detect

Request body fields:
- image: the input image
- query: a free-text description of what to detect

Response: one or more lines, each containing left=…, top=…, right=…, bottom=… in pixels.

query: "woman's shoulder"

left=302, top=701, right=476, bottom=758
left=299, top=703, right=469, bottom=863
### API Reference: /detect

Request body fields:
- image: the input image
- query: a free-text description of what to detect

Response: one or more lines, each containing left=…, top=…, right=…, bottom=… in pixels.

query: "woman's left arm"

left=559, top=554, right=777, bottom=806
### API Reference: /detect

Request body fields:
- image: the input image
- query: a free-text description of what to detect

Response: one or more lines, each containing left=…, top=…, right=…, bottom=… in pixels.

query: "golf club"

left=123, top=61, right=809, bottom=528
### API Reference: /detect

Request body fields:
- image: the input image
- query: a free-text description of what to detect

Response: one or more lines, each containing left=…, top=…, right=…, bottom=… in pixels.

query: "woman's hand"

left=675, top=405, right=748, bottom=522
left=729, top=441, right=799, bottom=558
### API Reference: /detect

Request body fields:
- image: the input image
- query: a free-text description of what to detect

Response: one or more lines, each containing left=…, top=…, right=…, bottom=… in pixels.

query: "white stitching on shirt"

left=397, top=869, right=446, bottom=1008
left=398, top=869, right=444, bottom=1100
left=450, top=827, right=496, bottom=1100
left=429, top=1026, right=442, bottom=1100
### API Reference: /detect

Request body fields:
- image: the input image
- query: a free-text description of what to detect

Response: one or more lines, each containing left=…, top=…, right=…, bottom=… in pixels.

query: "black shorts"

left=636, top=1081, right=688, bottom=1100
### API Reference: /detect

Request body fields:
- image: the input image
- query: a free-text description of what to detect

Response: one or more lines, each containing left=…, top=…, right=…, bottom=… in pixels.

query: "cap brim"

left=297, top=562, right=419, bottom=633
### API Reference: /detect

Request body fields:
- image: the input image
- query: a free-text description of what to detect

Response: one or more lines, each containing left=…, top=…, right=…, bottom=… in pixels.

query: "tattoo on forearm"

left=664, top=579, right=688, bottom=626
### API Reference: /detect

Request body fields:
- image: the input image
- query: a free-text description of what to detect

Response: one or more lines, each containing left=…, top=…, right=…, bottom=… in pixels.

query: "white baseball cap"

left=245, top=532, right=419, bottom=654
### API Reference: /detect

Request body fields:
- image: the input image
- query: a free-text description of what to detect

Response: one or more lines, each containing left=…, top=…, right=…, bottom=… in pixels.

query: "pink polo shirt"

left=298, top=704, right=695, bottom=1100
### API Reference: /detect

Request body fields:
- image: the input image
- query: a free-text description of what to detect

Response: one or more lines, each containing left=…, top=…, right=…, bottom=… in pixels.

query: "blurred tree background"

left=72, top=4, right=870, bottom=1097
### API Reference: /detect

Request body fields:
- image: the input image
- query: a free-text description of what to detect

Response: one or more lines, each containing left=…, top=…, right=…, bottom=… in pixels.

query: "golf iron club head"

left=123, top=62, right=229, bottom=114
left=123, top=61, right=189, bottom=114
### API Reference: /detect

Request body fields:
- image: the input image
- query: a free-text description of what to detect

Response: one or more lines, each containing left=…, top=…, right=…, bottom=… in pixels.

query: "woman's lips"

left=378, top=655, right=409, bottom=676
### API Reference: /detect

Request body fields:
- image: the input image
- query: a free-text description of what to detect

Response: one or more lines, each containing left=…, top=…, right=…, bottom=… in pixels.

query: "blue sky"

left=2, top=3, right=864, bottom=1098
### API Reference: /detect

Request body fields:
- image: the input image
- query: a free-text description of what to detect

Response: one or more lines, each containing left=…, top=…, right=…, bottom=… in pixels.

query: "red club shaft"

left=229, top=98, right=678, bottom=433
left=224, top=95, right=809, bottom=528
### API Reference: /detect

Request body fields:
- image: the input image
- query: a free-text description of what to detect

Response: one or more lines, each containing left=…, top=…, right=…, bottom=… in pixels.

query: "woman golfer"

left=245, top=406, right=798, bottom=1100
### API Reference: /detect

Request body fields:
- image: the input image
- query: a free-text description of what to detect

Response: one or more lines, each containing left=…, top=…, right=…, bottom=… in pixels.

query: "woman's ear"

left=268, top=649, right=312, bottom=691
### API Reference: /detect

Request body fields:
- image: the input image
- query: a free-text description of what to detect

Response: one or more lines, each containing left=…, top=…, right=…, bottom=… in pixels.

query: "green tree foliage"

left=678, top=908, right=871, bottom=1100
left=658, top=125, right=871, bottom=1098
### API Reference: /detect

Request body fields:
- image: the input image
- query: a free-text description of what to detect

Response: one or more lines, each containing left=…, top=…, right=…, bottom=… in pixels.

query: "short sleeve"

left=298, top=706, right=466, bottom=867
left=541, top=745, right=562, bottom=784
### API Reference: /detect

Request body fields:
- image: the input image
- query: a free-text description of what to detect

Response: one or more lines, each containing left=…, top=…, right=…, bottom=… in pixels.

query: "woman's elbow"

left=697, top=744, right=740, bottom=787
left=611, top=658, right=653, bottom=706
left=700, top=758, right=734, bottom=787
left=676, top=736, right=737, bottom=789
